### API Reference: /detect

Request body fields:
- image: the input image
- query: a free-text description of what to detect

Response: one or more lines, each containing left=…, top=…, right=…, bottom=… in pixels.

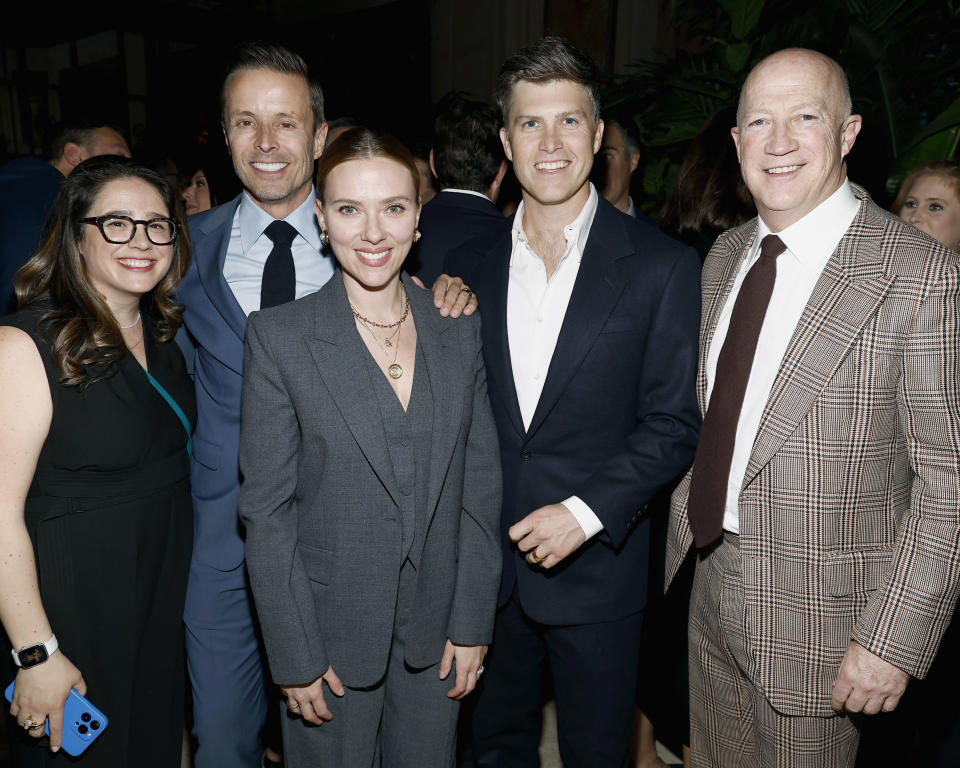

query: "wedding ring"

left=460, top=286, right=473, bottom=294
left=287, top=701, right=301, bottom=712
left=476, top=665, right=485, bottom=678
left=532, top=547, right=545, bottom=564
left=23, top=718, right=43, bottom=730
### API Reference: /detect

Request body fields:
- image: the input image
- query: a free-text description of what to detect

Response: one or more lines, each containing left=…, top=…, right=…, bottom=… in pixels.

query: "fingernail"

left=51, top=747, right=59, bottom=753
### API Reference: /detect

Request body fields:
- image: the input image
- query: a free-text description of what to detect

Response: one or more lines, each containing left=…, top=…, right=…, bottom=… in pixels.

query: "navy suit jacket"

left=409, top=190, right=509, bottom=286
left=446, top=197, right=701, bottom=625
left=178, top=195, right=251, bottom=570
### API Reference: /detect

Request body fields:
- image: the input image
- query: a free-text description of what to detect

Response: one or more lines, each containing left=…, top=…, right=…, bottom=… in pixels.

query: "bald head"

left=731, top=47, right=862, bottom=231
left=737, top=49, right=852, bottom=130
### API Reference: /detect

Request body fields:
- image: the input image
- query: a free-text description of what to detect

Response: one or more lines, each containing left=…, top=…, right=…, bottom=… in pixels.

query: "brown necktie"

left=687, top=234, right=786, bottom=548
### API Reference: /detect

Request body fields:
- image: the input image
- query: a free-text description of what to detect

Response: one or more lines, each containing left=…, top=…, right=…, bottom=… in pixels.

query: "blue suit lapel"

left=193, top=196, right=247, bottom=342
left=524, top=200, right=632, bottom=441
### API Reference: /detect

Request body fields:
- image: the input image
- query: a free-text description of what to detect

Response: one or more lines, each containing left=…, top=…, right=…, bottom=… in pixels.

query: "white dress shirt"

left=223, top=188, right=335, bottom=316
left=441, top=187, right=493, bottom=202
left=705, top=181, right=861, bottom=533
left=507, top=184, right=604, bottom=539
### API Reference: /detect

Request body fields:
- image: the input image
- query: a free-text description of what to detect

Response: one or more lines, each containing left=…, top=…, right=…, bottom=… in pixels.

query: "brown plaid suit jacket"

left=667, top=185, right=960, bottom=717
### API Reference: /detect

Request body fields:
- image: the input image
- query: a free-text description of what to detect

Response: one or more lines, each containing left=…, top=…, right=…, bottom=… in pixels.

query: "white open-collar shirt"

left=507, top=184, right=603, bottom=538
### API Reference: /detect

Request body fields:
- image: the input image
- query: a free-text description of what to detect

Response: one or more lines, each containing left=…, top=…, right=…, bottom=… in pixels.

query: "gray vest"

left=365, top=342, right=434, bottom=568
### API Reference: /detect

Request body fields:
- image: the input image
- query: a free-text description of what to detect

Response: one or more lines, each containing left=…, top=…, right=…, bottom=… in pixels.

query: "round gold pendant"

left=388, top=364, right=403, bottom=379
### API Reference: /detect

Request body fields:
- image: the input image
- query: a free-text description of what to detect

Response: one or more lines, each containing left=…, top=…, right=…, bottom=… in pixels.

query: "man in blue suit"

left=408, top=92, right=508, bottom=286
left=447, top=37, right=701, bottom=767
left=178, top=43, right=478, bottom=768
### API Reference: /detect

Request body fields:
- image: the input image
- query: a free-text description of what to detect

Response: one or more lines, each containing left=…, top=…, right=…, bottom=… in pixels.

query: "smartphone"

left=4, top=679, right=108, bottom=756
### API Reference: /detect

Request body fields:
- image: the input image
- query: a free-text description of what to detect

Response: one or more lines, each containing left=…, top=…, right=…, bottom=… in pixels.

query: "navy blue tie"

left=260, top=220, right=298, bottom=309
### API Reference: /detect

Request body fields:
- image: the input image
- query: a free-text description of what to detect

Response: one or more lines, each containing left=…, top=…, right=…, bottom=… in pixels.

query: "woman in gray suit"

left=238, top=128, right=502, bottom=768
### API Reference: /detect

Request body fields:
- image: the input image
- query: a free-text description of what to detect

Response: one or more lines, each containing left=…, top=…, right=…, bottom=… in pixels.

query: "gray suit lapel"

left=404, top=274, right=464, bottom=525
left=305, top=274, right=403, bottom=507
left=742, top=195, right=893, bottom=490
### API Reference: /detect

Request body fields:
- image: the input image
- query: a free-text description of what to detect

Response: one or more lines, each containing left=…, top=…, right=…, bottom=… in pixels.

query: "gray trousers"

left=282, top=560, right=460, bottom=768
left=688, top=533, right=861, bottom=768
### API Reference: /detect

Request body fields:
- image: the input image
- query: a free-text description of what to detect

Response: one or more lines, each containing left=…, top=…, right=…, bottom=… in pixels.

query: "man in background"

left=0, top=121, right=130, bottom=311
left=410, top=91, right=508, bottom=285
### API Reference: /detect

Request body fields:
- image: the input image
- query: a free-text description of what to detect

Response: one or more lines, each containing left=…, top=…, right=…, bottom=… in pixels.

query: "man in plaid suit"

left=667, top=48, right=960, bottom=766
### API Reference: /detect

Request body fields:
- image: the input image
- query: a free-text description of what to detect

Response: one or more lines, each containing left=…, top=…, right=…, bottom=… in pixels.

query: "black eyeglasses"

left=80, top=215, right=179, bottom=245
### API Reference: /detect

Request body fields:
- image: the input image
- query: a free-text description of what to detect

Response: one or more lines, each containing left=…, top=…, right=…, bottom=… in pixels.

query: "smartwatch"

left=11, top=635, right=58, bottom=668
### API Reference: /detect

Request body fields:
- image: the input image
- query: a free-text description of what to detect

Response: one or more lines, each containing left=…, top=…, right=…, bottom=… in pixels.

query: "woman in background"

left=0, top=156, right=194, bottom=766
left=892, top=160, right=960, bottom=251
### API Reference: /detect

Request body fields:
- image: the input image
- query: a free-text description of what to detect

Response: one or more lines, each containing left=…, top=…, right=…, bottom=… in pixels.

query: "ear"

left=593, top=119, right=604, bottom=154
left=314, top=121, right=328, bottom=161
left=731, top=127, right=742, bottom=163
left=315, top=198, right=326, bottom=232
left=499, top=127, right=513, bottom=163
left=839, top=114, right=862, bottom=159
left=62, top=141, right=84, bottom=169
left=628, top=151, right=640, bottom=173
left=428, top=148, right=437, bottom=180
left=221, top=122, right=231, bottom=154
left=487, top=160, right=509, bottom=203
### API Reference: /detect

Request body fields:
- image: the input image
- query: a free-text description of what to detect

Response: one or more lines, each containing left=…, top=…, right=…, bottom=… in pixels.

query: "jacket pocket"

left=823, top=550, right=893, bottom=597
left=192, top=436, right=221, bottom=471
left=298, top=543, right=335, bottom=586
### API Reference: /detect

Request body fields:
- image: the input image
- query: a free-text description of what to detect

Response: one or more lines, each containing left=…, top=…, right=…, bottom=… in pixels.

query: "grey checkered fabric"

left=668, top=186, right=960, bottom=732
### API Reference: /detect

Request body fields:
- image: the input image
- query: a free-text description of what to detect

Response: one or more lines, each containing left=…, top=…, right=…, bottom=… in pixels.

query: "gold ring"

left=287, top=701, right=301, bottom=712
left=532, top=547, right=545, bottom=564
left=23, top=718, right=43, bottom=730
left=460, top=286, right=472, bottom=294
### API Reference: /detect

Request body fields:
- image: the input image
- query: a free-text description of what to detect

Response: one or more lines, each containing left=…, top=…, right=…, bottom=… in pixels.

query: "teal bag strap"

left=144, top=370, right=193, bottom=458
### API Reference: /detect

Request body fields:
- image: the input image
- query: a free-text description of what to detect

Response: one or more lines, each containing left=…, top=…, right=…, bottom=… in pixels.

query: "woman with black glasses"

left=0, top=155, right=195, bottom=767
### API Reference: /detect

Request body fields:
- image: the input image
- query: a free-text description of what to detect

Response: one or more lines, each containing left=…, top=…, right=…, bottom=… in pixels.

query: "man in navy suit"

left=178, top=43, right=477, bottom=768
left=447, top=37, right=701, bottom=767
left=409, top=92, right=509, bottom=286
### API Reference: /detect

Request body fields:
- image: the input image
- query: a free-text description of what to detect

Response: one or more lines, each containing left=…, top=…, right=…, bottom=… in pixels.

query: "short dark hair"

left=315, top=127, right=420, bottom=204
left=604, top=111, right=641, bottom=158
left=494, top=36, right=602, bottom=128
left=432, top=91, right=504, bottom=194
left=220, top=42, right=325, bottom=131
left=42, top=121, right=124, bottom=164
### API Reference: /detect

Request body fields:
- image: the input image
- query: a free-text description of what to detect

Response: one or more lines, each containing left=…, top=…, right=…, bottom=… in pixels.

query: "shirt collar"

left=239, top=187, right=321, bottom=253
left=440, top=188, right=492, bottom=202
left=511, top=183, right=599, bottom=257
left=757, top=180, right=860, bottom=267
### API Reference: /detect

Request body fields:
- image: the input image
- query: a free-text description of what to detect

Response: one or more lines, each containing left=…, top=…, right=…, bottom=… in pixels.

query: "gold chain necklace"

left=352, top=286, right=409, bottom=379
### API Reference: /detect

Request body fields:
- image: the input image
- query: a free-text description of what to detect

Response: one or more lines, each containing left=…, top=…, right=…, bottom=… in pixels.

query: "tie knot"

left=264, top=220, right=298, bottom=248
left=760, top=234, right=786, bottom=262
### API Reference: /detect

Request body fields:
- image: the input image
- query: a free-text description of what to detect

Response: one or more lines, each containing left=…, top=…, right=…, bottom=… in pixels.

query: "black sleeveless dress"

left=1, top=305, right=195, bottom=767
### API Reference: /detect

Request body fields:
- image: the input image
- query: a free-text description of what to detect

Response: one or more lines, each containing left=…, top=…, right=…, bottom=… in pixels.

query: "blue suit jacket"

left=446, top=197, right=701, bottom=625
left=178, top=195, right=250, bottom=570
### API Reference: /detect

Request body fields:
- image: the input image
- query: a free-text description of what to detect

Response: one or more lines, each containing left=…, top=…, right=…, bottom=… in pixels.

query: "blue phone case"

left=5, top=680, right=108, bottom=756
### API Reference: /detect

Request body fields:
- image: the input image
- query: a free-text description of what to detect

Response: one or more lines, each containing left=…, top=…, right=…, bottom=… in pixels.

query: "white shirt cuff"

left=562, top=496, right=604, bottom=540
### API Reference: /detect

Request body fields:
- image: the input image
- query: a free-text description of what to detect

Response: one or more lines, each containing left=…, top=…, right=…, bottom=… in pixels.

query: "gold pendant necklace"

left=353, top=286, right=408, bottom=379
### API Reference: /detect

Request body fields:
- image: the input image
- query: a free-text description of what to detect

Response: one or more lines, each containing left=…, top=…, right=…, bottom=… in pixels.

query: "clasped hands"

left=283, top=640, right=488, bottom=723
left=510, top=503, right=586, bottom=569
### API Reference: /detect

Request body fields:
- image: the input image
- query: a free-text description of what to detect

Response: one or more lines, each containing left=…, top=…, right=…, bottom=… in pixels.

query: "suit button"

left=520, top=449, right=532, bottom=461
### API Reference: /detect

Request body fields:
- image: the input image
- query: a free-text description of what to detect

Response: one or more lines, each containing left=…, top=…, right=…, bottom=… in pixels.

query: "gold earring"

left=321, top=228, right=329, bottom=245
left=413, top=229, right=421, bottom=243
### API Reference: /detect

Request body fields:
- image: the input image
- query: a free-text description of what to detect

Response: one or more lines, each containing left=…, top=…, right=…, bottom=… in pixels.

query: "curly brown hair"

left=14, top=155, right=191, bottom=388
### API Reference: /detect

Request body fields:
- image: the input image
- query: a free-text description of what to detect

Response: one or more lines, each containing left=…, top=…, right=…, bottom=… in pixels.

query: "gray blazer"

left=238, top=271, right=502, bottom=688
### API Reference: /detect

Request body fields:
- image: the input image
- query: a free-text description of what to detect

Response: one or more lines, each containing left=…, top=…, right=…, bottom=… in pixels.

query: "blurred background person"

left=407, top=91, right=508, bottom=285
left=0, top=121, right=131, bottom=314
left=411, top=137, right=438, bottom=205
left=659, top=106, right=755, bottom=260
left=239, top=128, right=501, bottom=768
left=595, top=110, right=655, bottom=228
left=0, top=155, right=193, bottom=767
left=178, top=143, right=240, bottom=216
left=324, top=117, right=359, bottom=149
left=892, top=160, right=960, bottom=251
